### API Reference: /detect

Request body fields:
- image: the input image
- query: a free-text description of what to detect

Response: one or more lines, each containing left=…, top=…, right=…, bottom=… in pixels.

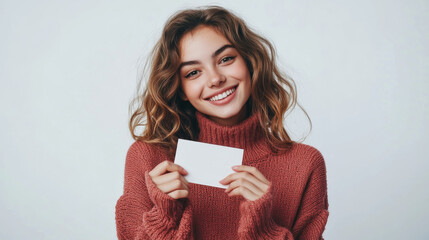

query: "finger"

left=157, top=179, right=189, bottom=194
left=232, top=165, right=269, bottom=184
left=225, top=178, right=264, bottom=196
left=220, top=172, right=261, bottom=188
left=149, top=160, right=172, bottom=177
left=152, top=171, right=188, bottom=186
left=165, top=163, right=188, bottom=176
left=227, top=186, right=259, bottom=201
left=149, top=160, right=188, bottom=177
left=168, top=189, right=189, bottom=199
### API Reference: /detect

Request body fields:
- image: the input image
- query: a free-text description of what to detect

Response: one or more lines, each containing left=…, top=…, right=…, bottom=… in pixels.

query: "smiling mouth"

left=207, top=87, right=237, bottom=101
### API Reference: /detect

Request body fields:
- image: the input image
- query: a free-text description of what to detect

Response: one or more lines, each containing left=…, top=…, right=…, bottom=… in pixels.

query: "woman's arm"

left=234, top=152, right=329, bottom=240
left=115, top=142, right=193, bottom=240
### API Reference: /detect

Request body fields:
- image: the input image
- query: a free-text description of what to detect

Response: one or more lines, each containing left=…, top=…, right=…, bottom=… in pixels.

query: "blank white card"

left=174, top=138, right=243, bottom=189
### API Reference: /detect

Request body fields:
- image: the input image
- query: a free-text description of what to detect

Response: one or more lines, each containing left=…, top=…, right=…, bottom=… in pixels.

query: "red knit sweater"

left=115, top=112, right=329, bottom=239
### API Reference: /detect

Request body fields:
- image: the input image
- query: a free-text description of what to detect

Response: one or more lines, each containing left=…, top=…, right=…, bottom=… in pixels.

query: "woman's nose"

left=207, top=68, right=226, bottom=87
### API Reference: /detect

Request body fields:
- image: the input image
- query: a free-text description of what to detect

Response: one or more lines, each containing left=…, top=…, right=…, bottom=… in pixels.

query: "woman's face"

left=178, top=25, right=251, bottom=126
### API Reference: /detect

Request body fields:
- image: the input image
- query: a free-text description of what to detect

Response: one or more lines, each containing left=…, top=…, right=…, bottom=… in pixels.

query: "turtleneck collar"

left=195, top=111, right=272, bottom=163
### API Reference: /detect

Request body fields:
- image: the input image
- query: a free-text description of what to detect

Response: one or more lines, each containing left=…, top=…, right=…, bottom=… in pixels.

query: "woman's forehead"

left=178, top=25, right=232, bottom=61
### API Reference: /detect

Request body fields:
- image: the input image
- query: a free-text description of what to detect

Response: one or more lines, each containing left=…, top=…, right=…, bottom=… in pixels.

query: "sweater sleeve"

left=115, top=142, right=193, bottom=240
left=237, top=151, right=329, bottom=240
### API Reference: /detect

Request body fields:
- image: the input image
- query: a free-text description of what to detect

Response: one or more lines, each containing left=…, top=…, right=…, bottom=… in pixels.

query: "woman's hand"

left=149, top=160, right=190, bottom=199
left=219, top=165, right=271, bottom=201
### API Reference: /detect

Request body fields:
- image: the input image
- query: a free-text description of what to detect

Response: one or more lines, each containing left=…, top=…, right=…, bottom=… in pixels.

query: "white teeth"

left=209, top=87, right=236, bottom=101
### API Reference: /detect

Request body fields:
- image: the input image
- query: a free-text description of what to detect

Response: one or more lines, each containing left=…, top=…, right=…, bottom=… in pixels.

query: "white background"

left=1, top=0, right=428, bottom=239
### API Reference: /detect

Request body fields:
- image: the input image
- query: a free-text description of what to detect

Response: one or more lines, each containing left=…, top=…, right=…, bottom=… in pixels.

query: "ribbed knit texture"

left=116, top=112, right=329, bottom=239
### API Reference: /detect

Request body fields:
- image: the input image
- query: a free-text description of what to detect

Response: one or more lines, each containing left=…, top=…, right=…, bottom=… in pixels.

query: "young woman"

left=116, top=6, right=329, bottom=240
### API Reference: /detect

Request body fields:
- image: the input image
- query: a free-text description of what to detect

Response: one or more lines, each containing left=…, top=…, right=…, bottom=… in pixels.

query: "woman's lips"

left=207, top=86, right=237, bottom=106
left=208, top=87, right=236, bottom=101
left=204, top=86, right=237, bottom=101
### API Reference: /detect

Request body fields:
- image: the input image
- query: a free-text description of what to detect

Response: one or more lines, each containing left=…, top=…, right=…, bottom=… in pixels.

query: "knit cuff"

left=144, top=171, right=187, bottom=222
left=142, top=172, right=193, bottom=239
left=238, top=184, right=289, bottom=239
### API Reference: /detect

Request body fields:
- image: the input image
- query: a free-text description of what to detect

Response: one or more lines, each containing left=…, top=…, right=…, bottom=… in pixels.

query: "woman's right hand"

left=148, top=160, right=190, bottom=199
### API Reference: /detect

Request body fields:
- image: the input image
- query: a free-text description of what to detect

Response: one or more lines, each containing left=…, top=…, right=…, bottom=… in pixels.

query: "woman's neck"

left=195, top=111, right=272, bottom=163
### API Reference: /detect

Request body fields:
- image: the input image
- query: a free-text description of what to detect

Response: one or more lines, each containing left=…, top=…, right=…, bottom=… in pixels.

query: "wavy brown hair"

left=129, top=6, right=311, bottom=154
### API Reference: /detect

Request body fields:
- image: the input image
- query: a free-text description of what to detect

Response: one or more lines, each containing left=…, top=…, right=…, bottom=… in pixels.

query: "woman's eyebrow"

left=179, top=44, right=235, bottom=70
left=212, top=44, right=235, bottom=58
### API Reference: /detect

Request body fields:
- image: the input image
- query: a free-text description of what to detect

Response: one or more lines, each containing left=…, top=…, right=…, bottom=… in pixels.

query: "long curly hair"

left=129, top=6, right=311, bottom=154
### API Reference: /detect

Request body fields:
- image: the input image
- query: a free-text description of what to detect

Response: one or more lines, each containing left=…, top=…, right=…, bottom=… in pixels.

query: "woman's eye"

left=185, top=70, right=199, bottom=78
left=220, top=56, right=235, bottom=64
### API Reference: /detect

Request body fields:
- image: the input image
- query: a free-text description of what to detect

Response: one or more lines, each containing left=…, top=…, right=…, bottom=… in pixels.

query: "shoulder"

left=127, top=140, right=159, bottom=157
left=282, top=142, right=326, bottom=170
left=125, top=140, right=169, bottom=168
left=127, top=140, right=165, bottom=156
left=291, top=142, right=323, bottom=159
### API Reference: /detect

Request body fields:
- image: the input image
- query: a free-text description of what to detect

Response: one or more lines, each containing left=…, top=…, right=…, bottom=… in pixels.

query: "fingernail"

left=183, top=169, right=188, bottom=175
left=232, top=165, right=239, bottom=170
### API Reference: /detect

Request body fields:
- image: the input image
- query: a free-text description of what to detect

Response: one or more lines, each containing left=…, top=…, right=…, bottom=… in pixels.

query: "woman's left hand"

left=219, top=165, right=271, bottom=201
